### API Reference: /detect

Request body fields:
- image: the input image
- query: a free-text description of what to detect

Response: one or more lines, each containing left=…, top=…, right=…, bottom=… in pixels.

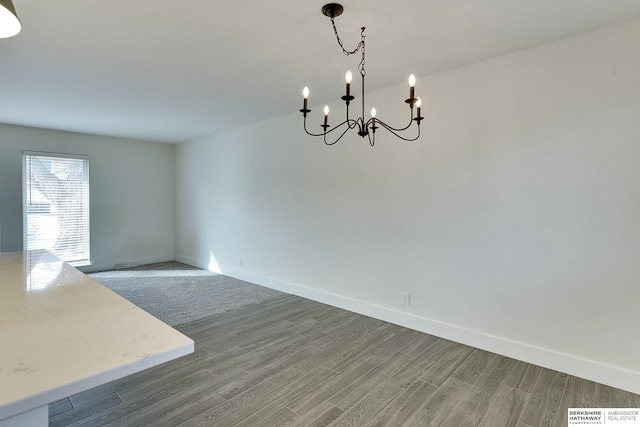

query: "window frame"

left=22, top=150, right=91, bottom=266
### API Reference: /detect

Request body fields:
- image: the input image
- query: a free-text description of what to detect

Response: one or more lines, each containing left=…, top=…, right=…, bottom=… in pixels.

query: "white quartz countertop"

left=0, top=251, right=194, bottom=421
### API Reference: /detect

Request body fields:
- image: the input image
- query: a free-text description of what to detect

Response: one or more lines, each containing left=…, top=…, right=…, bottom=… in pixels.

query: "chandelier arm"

left=303, top=116, right=329, bottom=137
left=304, top=114, right=359, bottom=137
left=376, top=119, right=421, bottom=142
left=345, top=102, right=359, bottom=127
left=369, top=108, right=415, bottom=132
left=324, top=123, right=354, bottom=145
left=325, top=118, right=358, bottom=134
left=366, top=130, right=375, bottom=147
left=320, top=118, right=359, bottom=136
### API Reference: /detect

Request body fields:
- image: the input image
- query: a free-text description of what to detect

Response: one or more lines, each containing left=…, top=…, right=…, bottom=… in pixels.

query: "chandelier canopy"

left=300, top=3, right=423, bottom=146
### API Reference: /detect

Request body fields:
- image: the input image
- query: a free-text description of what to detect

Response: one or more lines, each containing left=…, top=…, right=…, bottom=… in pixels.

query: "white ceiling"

left=1, top=0, right=640, bottom=144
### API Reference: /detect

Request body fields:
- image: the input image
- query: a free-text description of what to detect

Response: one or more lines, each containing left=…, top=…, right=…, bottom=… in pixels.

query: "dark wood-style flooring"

left=49, top=295, right=640, bottom=426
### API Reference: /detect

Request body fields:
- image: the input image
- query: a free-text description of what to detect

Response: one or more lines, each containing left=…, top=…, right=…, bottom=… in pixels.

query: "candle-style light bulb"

left=408, top=74, right=416, bottom=102
left=345, top=70, right=353, bottom=84
left=323, top=105, right=329, bottom=128
left=302, top=86, right=309, bottom=110
left=370, top=107, right=377, bottom=131
left=324, top=105, right=330, bottom=116
left=415, top=97, right=422, bottom=119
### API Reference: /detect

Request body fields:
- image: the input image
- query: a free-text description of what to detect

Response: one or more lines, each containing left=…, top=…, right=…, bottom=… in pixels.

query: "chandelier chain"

left=359, top=28, right=366, bottom=78
left=330, top=18, right=366, bottom=77
left=330, top=17, right=361, bottom=55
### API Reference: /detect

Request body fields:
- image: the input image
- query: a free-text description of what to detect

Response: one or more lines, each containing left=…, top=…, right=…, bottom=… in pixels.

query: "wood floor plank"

left=328, top=381, right=404, bottom=427
left=208, top=366, right=341, bottom=427
left=62, top=349, right=213, bottom=410
left=386, top=338, right=457, bottom=389
left=325, top=333, right=400, bottom=373
left=108, top=376, right=228, bottom=427
left=566, top=375, right=597, bottom=397
left=477, top=385, right=529, bottom=427
left=294, top=401, right=344, bottom=427
left=117, top=362, right=212, bottom=402
left=367, top=322, right=410, bottom=338
left=419, top=342, right=476, bottom=387
left=178, top=368, right=303, bottom=426
left=627, top=390, right=640, bottom=407
left=233, top=319, right=303, bottom=348
left=595, top=383, right=637, bottom=407
left=552, top=389, right=597, bottom=427
left=49, top=398, right=73, bottom=418
left=177, top=295, right=299, bottom=335
left=239, top=334, right=319, bottom=372
left=293, top=333, right=373, bottom=373
left=329, top=352, right=414, bottom=409
left=370, top=329, right=426, bottom=359
left=50, top=393, right=122, bottom=427
left=67, top=368, right=230, bottom=426
left=506, top=362, right=542, bottom=393
left=118, top=347, right=245, bottom=401
left=520, top=369, right=567, bottom=427
left=365, top=380, right=437, bottom=427
left=315, top=311, right=360, bottom=334
left=441, top=407, right=483, bottom=427
left=217, top=346, right=320, bottom=400
left=286, top=356, right=383, bottom=416
left=400, top=333, right=440, bottom=357
left=255, top=407, right=299, bottom=426
left=304, top=320, right=370, bottom=352
left=460, top=355, right=520, bottom=417
left=452, top=348, right=496, bottom=385
left=308, top=303, right=349, bottom=322
left=559, top=389, right=595, bottom=409
left=233, top=367, right=337, bottom=427
left=404, top=378, right=472, bottom=427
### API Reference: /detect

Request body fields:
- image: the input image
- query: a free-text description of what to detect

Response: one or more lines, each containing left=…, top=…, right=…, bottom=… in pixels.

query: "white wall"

left=0, top=124, right=176, bottom=271
left=176, top=19, right=640, bottom=393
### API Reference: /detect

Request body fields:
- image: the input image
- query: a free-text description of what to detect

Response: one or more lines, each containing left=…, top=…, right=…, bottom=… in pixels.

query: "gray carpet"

left=89, top=261, right=287, bottom=326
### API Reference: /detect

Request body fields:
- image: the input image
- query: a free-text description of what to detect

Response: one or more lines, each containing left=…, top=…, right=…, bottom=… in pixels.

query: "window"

left=23, top=151, right=90, bottom=266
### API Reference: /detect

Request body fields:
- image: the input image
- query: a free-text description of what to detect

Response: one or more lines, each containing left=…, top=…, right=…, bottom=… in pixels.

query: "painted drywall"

left=0, top=124, right=176, bottom=271
left=176, top=19, right=640, bottom=392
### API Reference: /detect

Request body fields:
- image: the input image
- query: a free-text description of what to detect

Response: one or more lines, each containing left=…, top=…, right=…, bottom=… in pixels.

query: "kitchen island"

left=0, top=251, right=194, bottom=426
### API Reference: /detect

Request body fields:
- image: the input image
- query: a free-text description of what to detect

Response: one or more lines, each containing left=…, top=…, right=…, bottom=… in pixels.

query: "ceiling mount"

left=321, top=3, right=343, bottom=19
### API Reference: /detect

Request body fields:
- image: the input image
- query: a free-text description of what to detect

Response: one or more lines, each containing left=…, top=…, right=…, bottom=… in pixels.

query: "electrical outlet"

left=239, top=257, right=243, bottom=267
left=401, top=292, right=410, bottom=306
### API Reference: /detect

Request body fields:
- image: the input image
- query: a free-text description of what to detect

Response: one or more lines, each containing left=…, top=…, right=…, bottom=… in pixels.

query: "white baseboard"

left=175, top=254, right=209, bottom=270
left=81, top=253, right=175, bottom=273
left=176, top=255, right=640, bottom=395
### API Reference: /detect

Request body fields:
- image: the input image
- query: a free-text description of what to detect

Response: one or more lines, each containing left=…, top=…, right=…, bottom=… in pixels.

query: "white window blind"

left=23, top=151, right=90, bottom=266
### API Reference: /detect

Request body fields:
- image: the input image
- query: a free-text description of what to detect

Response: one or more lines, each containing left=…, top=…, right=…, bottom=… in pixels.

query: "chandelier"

left=300, top=3, right=423, bottom=146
